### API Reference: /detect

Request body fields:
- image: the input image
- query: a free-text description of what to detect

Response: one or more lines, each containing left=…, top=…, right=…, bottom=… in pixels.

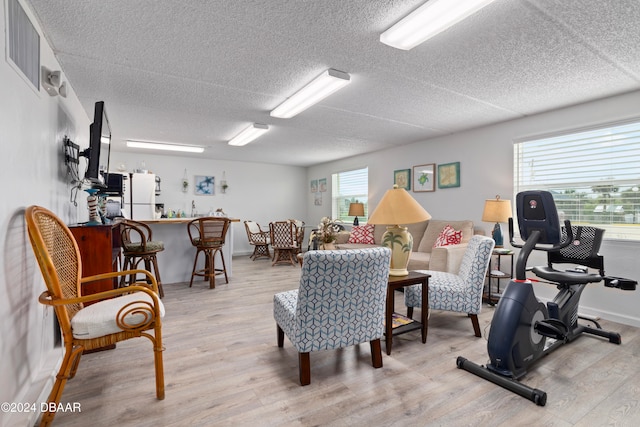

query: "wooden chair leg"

left=277, top=325, right=284, bottom=347
left=469, top=314, right=481, bottom=337
left=407, top=306, right=414, bottom=319
left=370, top=339, right=383, bottom=368
left=153, top=325, right=165, bottom=400
left=150, top=255, right=164, bottom=298
left=217, top=249, right=228, bottom=283
left=189, top=249, right=200, bottom=287
left=41, top=345, right=84, bottom=426
left=299, top=352, right=311, bottom=386
left=207, top=249, right=215, bottom=289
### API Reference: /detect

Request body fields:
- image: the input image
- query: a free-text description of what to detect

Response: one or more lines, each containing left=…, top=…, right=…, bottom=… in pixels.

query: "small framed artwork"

left=394, top=169, right=411, bottom=190
left=437, top=162, right=460, bottom=189
left=314, top=192, right=322, bottom=206
left=319, top=178, right=327, bottom=192
left=413, top=164, right=435, bottom=192
left=194, top=175, right=215, bottom=195
left=310, top=180, right=318, bottom=193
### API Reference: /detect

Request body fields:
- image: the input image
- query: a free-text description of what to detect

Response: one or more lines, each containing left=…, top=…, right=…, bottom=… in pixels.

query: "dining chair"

left=244, top=220, right=271, bottom=260
left=269, top=221, right=299, bottom=266
left=120, top=219, right=165, bottom=298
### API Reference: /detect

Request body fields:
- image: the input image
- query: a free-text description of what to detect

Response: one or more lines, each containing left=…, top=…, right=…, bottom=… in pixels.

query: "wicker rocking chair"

left=25, top=206, right=165, bottom=427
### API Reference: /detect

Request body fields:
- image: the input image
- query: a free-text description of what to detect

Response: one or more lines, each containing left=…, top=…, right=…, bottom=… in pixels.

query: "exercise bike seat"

left=532, top=266, right=602, bottom=285
left=533, top=225, right=605, bottom=286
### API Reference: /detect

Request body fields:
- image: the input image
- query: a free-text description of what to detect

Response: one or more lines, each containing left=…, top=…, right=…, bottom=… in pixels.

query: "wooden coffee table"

left=385, top=271, right=430, bottom=355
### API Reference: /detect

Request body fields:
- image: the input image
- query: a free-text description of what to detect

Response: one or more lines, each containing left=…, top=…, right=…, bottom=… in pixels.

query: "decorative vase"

left=85, top=188, right=102, bottom=225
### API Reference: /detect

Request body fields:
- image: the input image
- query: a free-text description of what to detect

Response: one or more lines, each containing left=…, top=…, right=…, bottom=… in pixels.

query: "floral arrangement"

left=316, top=217, right=340, bottom=243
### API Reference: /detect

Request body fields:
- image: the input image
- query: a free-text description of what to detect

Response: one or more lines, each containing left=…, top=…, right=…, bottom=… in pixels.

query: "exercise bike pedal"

left=534, top=319, right=568, bottom=341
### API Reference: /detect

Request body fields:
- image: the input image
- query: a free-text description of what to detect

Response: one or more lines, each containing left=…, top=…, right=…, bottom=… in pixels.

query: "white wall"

left=308, top=90, right=640, bottom=328
left=0, top=3, right=306, bottom=425
left=1, top=2, right=92, bottom=425
left=109, top=151, right=307, bottom=255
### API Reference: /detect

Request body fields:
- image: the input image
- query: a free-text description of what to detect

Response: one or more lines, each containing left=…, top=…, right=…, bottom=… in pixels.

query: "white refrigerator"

left=129, top=173, right=156, bottom=220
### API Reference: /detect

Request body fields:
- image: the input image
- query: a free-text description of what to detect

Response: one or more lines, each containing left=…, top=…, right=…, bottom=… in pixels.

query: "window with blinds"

left=332, top=167, right=368, bottom=223
left=514, top=120, right=640, bottom=240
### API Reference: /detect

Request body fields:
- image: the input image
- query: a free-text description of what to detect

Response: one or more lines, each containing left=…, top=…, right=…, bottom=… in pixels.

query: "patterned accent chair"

left=404, top=235, right=495, bottom=337
left=273, top=247, right=391, bottom=385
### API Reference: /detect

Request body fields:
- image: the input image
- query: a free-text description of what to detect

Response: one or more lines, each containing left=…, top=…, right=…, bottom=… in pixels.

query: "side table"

left=385, top=271, right=430, bottom=355
left=484, top=249, right=513, bottom=305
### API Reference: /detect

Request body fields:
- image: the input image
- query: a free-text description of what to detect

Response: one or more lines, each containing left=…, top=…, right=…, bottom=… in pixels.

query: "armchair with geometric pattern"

left=273, top=247, right=391, bottom=385
left=404, top=235, right=495, bottom=337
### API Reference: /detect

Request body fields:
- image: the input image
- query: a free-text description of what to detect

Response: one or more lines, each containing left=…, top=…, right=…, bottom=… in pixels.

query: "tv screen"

left=84, top=101, right=111, bottom=187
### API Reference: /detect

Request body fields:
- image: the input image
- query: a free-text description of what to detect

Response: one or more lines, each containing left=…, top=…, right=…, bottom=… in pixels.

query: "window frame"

left=514, top=118, right=640, bottom=241
left=331, top=167, right=368, bottom=224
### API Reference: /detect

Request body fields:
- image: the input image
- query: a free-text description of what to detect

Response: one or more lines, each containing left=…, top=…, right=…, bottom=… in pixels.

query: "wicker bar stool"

left=188, top=217, right=231, bottom=289
left=120, top=219, right=165, bottom=298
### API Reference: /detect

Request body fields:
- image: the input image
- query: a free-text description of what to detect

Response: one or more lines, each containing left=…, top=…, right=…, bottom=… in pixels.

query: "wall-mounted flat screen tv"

left=83, top=101, right=111, bottom=187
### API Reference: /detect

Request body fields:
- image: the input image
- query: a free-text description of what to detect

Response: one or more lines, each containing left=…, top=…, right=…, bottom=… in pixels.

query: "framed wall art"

left=194, top=175, right=215, bottom=195
left=437, top=162, right=460, bottom=189
left=394, top=169, right=411, bottom=190
left=310, top=180, right=318, bottom=193
left=413, top=164, right=435, bottom=192
left=319, top=178, right=327, bottom=192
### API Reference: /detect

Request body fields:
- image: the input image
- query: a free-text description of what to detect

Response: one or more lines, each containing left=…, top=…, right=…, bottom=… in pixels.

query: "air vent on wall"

left=7, top=0, right=40, bottom=90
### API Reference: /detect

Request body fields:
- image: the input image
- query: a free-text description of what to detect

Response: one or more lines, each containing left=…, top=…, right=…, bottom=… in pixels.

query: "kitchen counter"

left=135, top=218, right=238, bottom=285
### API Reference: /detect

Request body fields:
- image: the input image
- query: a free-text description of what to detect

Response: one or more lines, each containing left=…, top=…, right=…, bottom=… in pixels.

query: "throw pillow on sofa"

left=348, top=224, right=375, bottom=244
left=433, top=224, right=462, bottom=247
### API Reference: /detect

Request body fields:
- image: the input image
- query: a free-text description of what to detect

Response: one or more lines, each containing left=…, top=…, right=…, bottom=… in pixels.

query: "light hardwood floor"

left=52, top=255, right=640, bottom=426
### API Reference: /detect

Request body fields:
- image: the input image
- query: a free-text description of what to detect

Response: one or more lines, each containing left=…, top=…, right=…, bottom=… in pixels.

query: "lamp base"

left=492, top=222, right=504, bottom=248
left=353, top=216, right=359, bottom=226
left=381, top=225, right=413, bottom=276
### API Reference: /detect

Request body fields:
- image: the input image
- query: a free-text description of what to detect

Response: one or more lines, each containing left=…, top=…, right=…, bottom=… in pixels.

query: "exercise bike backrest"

left=508, top=190, right=574, bottom=280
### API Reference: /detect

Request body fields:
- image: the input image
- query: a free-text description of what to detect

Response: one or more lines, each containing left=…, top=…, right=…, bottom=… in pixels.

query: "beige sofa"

left=335, top=219, right=482, bottom=273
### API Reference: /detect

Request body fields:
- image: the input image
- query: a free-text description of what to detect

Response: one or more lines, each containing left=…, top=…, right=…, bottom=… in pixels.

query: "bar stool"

left=188, top=217, right=231, bottom=289
left=119, top=219, right=165, bottom=298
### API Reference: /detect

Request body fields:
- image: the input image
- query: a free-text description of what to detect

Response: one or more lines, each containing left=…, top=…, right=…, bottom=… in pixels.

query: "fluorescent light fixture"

left=380, top=0, right=497, bottom=50
left=270, top=69, right=351, bottom=119
left=126, top=140, right=204, bottom=153
left=228, top=123, right=269, bottom=146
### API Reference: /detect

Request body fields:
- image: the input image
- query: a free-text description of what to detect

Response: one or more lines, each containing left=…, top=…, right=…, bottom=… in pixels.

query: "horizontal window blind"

left=514, top=120, right=640, bottom=240
left=332, top=167, right=368, bottom=223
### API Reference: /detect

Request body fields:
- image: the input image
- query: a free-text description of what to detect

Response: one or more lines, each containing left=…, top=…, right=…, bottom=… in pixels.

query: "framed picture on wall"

left=394, top=169, right=411, bottom=190
left=319, top=178, right=327, bottom=192
left=194, top=175, right=215, bottom=195
left=310, top=180, right=318, bottom=193
left=413, top=164, right=435, bottom=192
left=437, top=162, right=460, bottom=189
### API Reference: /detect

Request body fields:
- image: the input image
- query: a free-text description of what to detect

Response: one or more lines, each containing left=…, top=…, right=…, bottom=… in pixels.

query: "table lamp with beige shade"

left=482, top=195, right=512, bottom=248
left=368, top=185, right=431, bottom=276
left=348, top=202, right=365, bottom=226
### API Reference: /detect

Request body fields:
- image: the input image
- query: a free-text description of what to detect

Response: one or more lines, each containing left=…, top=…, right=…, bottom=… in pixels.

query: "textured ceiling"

left=26, top=0, right=640, bottom=166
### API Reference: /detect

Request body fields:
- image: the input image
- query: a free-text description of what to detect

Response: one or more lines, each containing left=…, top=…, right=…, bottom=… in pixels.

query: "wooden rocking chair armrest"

left=38, top=284, right=161, bottom=308
left=80, top=269, right=160, bottom=294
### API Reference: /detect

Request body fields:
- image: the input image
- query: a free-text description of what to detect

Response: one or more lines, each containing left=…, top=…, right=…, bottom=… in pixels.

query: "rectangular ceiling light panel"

left=380, top=0, right=497, bottom=50
left=228, top=123, right=269, bottom=146
left=126, top=140, right=204, bottom=153
left=270, top=69, right=351, bottom=119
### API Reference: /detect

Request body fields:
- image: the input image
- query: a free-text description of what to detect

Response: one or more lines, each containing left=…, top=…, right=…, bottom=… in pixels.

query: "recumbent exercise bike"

left=457, top=190, right=637, bottom=406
